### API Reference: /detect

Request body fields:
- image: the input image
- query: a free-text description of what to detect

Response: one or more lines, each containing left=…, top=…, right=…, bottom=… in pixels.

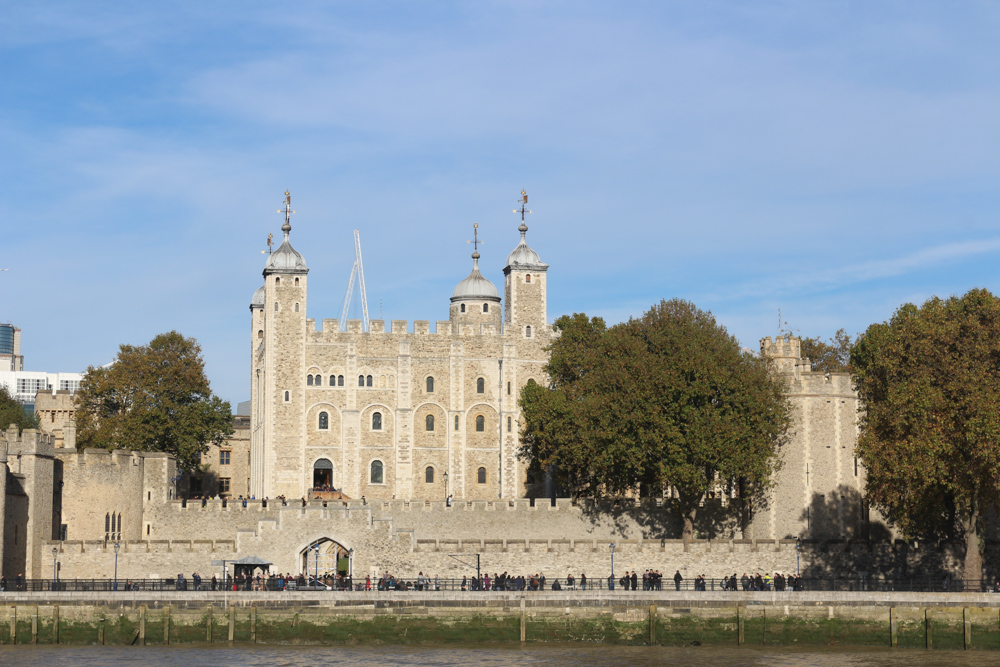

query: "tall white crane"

left=340, top=230, right=370, bottom=331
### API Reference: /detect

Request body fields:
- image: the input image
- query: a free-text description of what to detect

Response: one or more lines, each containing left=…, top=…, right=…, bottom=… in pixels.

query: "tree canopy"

left=519, top=299, right=792, bottom=540
left=0, top=385, right=39, bottom=433
left=800, top=328, right=855, bottom=373
left=852, top=288, right=1000, bottom=584
left=75, top=331, right=232, bottom=471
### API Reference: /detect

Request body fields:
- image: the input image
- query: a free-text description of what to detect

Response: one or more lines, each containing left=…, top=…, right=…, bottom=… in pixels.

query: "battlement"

left=54, top=539, right=238, bottom=555
left=1, top=425, right=55, bottom=457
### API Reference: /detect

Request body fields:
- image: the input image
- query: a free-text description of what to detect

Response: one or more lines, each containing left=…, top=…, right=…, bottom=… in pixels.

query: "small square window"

left=220, top=451, right=231, bottom=465
left=219, top=478, right=231, bottom=494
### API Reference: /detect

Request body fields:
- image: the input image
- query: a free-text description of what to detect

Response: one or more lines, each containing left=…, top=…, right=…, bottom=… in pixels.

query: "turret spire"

left=513, top=189, right=532, bottom=235
left=277, top=189, right=295, bottom=237
left=467, top=222, right=483, bottom=261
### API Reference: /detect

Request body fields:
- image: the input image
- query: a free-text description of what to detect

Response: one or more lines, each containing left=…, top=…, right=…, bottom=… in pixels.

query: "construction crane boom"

left=339, top=231, right=370, bottom=332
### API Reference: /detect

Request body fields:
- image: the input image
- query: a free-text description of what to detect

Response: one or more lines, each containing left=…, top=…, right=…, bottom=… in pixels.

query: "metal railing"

left=1, top=576, right=996, bottom=594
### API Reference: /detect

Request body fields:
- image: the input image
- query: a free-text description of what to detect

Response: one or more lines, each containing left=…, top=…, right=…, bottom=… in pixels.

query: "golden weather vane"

left=261, top=232, right=274, bottom=255
left=513, top=189, right=532, bottom=224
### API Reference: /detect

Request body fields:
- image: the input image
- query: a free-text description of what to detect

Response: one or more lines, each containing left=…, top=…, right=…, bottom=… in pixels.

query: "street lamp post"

left=313, top=544, right=320, bottom=587
left=443, top=471, right=449, bottom=504
left=348, top=548, right=354, bottom=583
left=610, top=542, right=615, bottom=587
left=51, top=547, right=58, bottom=591
left=795, top=537, right=802, bottom=577
left=114, top=541, right=120, bottom=591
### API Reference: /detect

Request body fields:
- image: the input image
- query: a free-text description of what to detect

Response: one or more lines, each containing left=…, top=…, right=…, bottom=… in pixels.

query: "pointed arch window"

left=425, top=466, right=434, bottom=484
left=425, top=414, right=435, bottom=431
left=372, top=412, right=383, bottom=430
left=475, top=415, right=485, bottom=432
left=426, top=376, right=434, bottom=393
left=370, top=460, right=384, bottom=484
left=477, top=467, right=487, bottom=484
left=318, top=412, right=329, bottom=430
left=477, top=378, right=485, bottom=394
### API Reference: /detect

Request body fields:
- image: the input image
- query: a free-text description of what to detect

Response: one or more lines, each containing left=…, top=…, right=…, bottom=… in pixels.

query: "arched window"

left=275, top=277, right=280, bottom=285
left=483, top=303, right=489, bottom=313
left=372, top=412, right=382, bottom=430
left=475, top=415, right=485, bottom=432
left=358, top=375, right=365, bottom=387
left=307, top=375, right=314, bottom=386
left=366, top=375, right=373, bottom=387
left=477, top=467, right=487, bottom=484
left=507, top=416, right=512, bottom=432
left=525, top=274, right=531, bottom=283
left=338, top=375, right=344, bottom=386
left=274, top=302, right=279, bottom=312
left=294, top=302, right=299, bottom=312
left=460, top=303, right=466, bottom=313
left=316, top=374, right=322, bottom=386
left=370, top=460, right=384, bottom=484
left=507, top=381, right=511, bottom=395
left=329, top=375, right=336, bottom=386
left=476, top=377, right=485, bottom=393
left=284, top=391, right=290, bottom=402
left=526, top=325, right=532, bottom=338
left=258, top=330, right=263, bottom=340
left=426, top=377, right=434, bottom=393
left=318, top=412, right=329, bottom=430
left=454, top=415, right=459, bottom=431
left=425, top=466, right=434, bottom=484
left=294, top=277, right=299, bottom=286
left=425, top=414, right=434, bottom=431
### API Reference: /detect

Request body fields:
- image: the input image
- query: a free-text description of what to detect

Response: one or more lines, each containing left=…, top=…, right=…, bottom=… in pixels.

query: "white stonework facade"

left=249, top=196, right=551, bottom=502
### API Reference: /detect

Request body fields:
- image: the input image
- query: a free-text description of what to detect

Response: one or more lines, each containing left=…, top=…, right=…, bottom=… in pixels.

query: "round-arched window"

left=525, top=274, right=531, bottom=283
left=358, top=375, right=365, bottom=387
left=425, top=466, right=434, bottom=484
left=460, top=303, right=466, bottom=313
left=314, top=374, right=321, bottom=386
left=338, top=375, right=344, bottom=386
left=370, top=460, right=384, bottom=484
left=366, top=375, right=373, bottom=387
left=425, top=414, right=434, bottom=431
left=426, top=376, right=434, bottom=393
left=526, top=325, right=532, bottom=338
left=477, top=378, right=485, bottom=393
left=483, top=303, right=489, bottom=313
left=477, top=467, right=487, bottom=484
left=257, top=330, right=263, bottom=339
left=372, top=412, right=382, bottom=430
left=318, top=412, right=329, bottom=430
left=307, top=375, right=313, bottom=386
left=284, top=390, right=290, bottom=402
left=329, top=375, right=336, bottom=386
left=475, top=415, right=485, bottom=432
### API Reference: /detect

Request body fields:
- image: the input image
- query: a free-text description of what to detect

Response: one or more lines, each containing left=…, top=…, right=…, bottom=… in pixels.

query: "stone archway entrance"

left=301, top=538, right=351, bottom=581
left=313, top=458, right=333, bottom=488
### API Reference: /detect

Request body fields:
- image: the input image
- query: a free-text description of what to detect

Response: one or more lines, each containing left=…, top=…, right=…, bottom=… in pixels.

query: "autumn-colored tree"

left=0, top=385, right=39, bottom=433
left=519, top=299, right=792, bottom=541
left=75, top=331, right=232, bottom=471
left=800, top=328, right=855, bottom=373
left=852, top=288, right=1000, bottom=586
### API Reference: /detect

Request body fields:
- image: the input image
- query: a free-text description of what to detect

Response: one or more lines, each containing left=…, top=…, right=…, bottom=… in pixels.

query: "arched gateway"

left=301, top=537, right=353, bottom=581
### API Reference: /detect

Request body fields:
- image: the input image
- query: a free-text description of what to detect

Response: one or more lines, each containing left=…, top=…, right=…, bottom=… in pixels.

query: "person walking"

left=631, top=571, right=638, bottom=591
left=674, top=570, right=683, bottom=591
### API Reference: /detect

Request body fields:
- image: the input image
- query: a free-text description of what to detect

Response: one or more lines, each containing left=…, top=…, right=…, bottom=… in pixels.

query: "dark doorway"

left=313, top=458, right=333, bottom=489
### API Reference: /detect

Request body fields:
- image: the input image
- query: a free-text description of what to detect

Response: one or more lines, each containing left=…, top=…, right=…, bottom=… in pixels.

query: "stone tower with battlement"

left=250, top=192, right=552, bottom=502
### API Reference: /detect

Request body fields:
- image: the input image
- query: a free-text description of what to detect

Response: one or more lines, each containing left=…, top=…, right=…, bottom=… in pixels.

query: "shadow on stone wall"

left=573, top=497, right=741, bottom=542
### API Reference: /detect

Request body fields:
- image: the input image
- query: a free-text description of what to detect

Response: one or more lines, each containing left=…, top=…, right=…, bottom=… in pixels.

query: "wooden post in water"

left=889, top=607, right=897, bottom=648
left=925, top=608, right=932, bottom=650
left=963, top=607, right=971, bottom=650
left=228, top=606, right=235, bottom=643
left=98, top=613, right=105, bottom=645
left=206, top=607, right=213, bottom=643
left=762, top=606, right=766, bottom=646
left=251, top=606, right=257, bottom=644
left=53, top=605, right=59, bottom=644
left=164, top=605, right=170, bottom=645
left=139, top=605, right=146, bottom=646
left=519, top=598, right=526, bottom=642
left=31, top=606, right=38, bottom=644
left=648, top=604, right=656, bottom=645
left=9, top=606, right=16, bottom=645
left=737, top=605, right=744, bottom=645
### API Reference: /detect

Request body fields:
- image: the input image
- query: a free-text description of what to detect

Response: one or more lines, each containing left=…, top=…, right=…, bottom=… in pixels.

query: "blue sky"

left=2, top=1, right=998, bottom=406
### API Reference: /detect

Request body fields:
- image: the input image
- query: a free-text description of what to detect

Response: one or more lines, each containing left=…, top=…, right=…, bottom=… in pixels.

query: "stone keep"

left=250, top=194, right=551, bottom=502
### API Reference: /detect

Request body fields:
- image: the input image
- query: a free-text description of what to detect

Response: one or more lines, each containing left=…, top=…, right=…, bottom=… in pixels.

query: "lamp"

left=113, top=541, right=120, bottom=591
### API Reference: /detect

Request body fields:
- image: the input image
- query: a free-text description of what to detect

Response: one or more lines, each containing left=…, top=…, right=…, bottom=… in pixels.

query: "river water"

left=0, top=645, right=997, bottom=666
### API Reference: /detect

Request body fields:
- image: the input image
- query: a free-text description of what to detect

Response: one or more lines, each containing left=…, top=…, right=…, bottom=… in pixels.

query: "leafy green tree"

left=800, top=328, right=855, bottom=373
left=519, top=299, right=792, bottom=541
left=0, top=385, right=39, bottom=432
left=76, top=331, right=232, bottom=471
left=852, top=288, right=1000, bottom=585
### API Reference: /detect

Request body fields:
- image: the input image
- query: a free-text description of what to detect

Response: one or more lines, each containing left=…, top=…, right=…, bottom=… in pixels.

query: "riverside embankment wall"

left=2, top=592, right=1000, bottom=648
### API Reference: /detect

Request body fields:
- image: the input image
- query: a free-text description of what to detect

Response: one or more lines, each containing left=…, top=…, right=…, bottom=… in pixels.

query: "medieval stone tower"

left=249, top=191, right=552, bottom=502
